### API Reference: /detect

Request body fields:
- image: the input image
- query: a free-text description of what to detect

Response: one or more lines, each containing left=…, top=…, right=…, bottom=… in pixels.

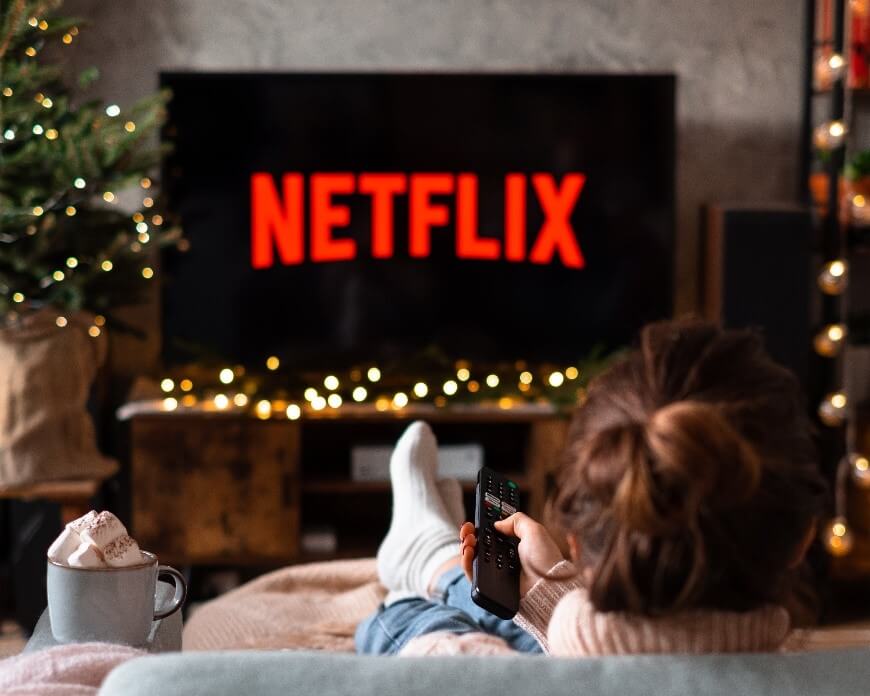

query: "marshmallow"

left=47, top=511, right=101, bottom=562
left=103, top=534, right=143, bottom=567
left=79, top=511, right=127, bottom=550
left=68, top=541, right=104, bottom=568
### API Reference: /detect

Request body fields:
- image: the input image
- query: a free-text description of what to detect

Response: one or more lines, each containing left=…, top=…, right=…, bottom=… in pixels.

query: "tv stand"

left=123, top=403, right=569, bottom=567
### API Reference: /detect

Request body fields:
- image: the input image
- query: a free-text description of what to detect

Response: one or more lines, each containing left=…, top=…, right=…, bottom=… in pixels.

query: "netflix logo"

left=250, top=172, right=586, bottom=269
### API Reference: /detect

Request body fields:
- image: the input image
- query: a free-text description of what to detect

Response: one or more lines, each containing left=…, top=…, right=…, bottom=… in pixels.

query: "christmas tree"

left=0, top=0, right=177, bottom=325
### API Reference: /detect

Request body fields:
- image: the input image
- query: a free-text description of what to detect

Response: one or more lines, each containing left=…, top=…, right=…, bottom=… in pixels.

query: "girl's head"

left=553, top=319, right=826, bottom=615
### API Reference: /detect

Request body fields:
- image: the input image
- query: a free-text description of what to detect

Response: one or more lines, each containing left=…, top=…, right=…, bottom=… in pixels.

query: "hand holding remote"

left=461, top=512, right=565, bottom=598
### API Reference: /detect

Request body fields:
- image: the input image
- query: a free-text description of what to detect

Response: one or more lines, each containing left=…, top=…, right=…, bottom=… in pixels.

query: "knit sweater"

left=400, top=561, right=792, bottom=657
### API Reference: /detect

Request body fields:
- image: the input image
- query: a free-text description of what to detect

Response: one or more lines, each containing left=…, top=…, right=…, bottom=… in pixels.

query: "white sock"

left=437, top=478, right=465, bottom=527
left=377, top=421, right=458, bottom=604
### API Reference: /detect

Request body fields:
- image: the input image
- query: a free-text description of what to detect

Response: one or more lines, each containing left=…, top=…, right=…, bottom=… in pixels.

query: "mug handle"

left=154, top=565, right=188, bottom=620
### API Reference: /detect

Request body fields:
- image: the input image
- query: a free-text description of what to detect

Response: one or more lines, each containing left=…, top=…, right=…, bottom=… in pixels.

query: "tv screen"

left=161, top=72, right=675, bottom=369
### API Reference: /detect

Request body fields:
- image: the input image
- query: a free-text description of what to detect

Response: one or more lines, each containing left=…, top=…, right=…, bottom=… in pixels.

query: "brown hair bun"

left=554, top=319, right=825, bottom=616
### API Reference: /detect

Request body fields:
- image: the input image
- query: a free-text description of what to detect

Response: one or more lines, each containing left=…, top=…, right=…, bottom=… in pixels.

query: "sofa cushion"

left=99, top=648, right=870, bottom=696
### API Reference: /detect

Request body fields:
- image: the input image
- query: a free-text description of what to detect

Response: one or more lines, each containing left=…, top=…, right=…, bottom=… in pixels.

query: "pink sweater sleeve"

left=512, top=560, right=584, bottom=653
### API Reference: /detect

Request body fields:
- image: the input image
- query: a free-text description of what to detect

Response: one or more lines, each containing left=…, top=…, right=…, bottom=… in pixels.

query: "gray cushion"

left=99, top=649, right=870, bottom=696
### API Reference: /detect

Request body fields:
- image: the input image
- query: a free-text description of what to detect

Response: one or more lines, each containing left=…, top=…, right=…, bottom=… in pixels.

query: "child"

left=356, top=320, right=826, bottom=656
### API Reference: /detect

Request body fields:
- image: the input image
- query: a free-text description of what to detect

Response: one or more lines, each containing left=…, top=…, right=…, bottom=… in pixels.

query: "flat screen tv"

left=161, top=72, right=675, bottom=370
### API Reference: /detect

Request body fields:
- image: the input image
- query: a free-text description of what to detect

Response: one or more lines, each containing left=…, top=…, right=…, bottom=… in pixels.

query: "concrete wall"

left=58, top=0, right=805, bottom=368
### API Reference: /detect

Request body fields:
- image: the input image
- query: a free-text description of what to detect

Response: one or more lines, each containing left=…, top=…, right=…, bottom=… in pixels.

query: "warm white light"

left=101, top=260, right=113, bottom=271
left=219, top=368, right=234, bottom=384
left=829, top=120, right=846, bottom=137
left=565, top=366, right=579, bottom=380
left=256, top=400, right=272, bottom=419
left=160, top=378, right=174, bottom=393
left=52, top=270, right=64, bottom=281
left=88, top=326, right=101, bottom=337
left=457, top=368, right=470, bottom=381
left=367, top=367, right=381, bottom=382
left=55, top=316, right=67, bottom=328
left=311, top=396, right=327, bottom=411
left=106, top=104, right=120, bottom=117
left=141, top=267, right=154, bottom=279
left=163, top=397, right=178, bottom=411
left=548, top=371, right=565, bottom=387
left=3, top=129, right=14, bottom=140
left=103, top=191, right=115, bottom=203
left=393, top=392, right=409, bottom=409
left=328, top=394, right=342, bottom=408
left=413, top=382, right=428, bottom=398
left=214, top=393, right=229, bottom=410
left=519, top=371, right=533, bottom=385
left=352, top=386, right=367, bottom=402
left=266, top=355, right=280, bottom=370
left=832, top=393, right=847, bottom=409
left=65, top=257, right=78, bottom=268
left=324, top=375, right=340, bottom=391
left=136, top=222, right=148, bottom=233
left=286, top=404, right=301, bottom=420
left=12, top=292, right=24, bottom=303
left=443, top=380, right=458, bottom=396
left=485, top=374, right=499, bottom=388
left=74, top=177, right=85, bottom=189
left=32, top=124, right=43, bottom=135
left=304, top=388, right=318, bottom=402
left=179, top=379, right=193, bottom=392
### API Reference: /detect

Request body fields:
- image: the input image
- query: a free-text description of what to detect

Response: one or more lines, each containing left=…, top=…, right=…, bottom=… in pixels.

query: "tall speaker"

left=702, top=203, right=813, bottom=385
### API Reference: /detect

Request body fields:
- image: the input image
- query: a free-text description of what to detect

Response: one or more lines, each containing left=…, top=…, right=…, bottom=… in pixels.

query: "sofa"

left=98, top=648, right=870, bottom=696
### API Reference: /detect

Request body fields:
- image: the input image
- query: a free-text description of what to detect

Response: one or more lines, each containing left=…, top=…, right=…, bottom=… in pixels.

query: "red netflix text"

left=250, top=172, right=586, bottom=269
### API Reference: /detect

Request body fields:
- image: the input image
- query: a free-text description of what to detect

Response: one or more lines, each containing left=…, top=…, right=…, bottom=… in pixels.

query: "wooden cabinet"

left=128, top=407, right=568, bottom=566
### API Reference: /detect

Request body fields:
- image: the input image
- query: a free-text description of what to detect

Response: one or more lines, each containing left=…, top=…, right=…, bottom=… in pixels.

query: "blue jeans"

left=355, top=566, right=543, bottom=655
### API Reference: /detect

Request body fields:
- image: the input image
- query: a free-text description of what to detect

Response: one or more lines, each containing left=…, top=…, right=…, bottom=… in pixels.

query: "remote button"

left=507, top=547, right=516, bottom=560
left=507, top=480, right=518, bottom=489
left=485, top=492, right=500, bottom=507
left=508, top=562, right=517, bottom=571
left=501, top=503, right=516, bottom=516
left=483, top=533, right=493, bottom=546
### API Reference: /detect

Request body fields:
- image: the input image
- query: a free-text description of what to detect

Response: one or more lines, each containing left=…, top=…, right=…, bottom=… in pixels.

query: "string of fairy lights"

left=149, top=357, right=594, bottom=418
left=812, top=2, right=868, bottom=557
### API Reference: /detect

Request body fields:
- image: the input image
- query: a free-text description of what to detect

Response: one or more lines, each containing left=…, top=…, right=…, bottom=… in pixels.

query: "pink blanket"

left=0, top=642, right=144, bottom=695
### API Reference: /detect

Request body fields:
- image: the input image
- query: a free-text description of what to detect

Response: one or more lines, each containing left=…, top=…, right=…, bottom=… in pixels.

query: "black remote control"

left=471, top=467, right=521, bottom=619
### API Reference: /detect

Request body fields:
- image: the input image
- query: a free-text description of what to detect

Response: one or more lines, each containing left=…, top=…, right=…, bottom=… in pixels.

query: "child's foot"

left=377, top=422, right=457, bottom=604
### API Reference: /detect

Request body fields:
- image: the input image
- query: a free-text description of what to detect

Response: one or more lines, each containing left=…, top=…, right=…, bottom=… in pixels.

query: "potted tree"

left=0, top=0, right=177, bottom=489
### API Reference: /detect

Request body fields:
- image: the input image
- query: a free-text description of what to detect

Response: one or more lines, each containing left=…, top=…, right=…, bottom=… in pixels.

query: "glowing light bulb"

left=443, top=380, right=458, bottom=396
left=324, top=375, right=339, bottom=390
left=485, top=374, right=499, bottom=388
left=52, top=270, right=64, bottom=281
left=62, top=33, right=72, bottom=44
left=12, top=292, right=24, bottom=303
left=814, top=323, right=848, bottom=357
left=55, top=316, right=67, bottom=327
left=328, top=393, right=342, bottom=408
left=286, top=404, right=302, bottom=420
left=28, top=17, right=38, bottom=27
left=143, top=197, right=154, bottom=208
left=818, top=260, right=849, bottom=295
left=181, top=395, right=197, bottom=407
left=367, top=367, right=381, bottom=382
left=32, top=206, right=43, bottom=216
left=565, top=366, right=579, bottom=380
left=25, top=46, right=36, bottom=57
left=352, top=386, right=367, bottom=402
left=88, top=326, right=100, bottom=337
left=498, top=397, right=513, bottom=410
left=180, top=379, right=193, bottom=392
left=851, top=453, right=870, bottom=489
left=103, top=191, right=115, bottom=202
left=818, top=392, right=847, bottom=426
left=233, top=393, right=248, bottom=407
left=1, top=87, right=11, bottom=97
left=163, top=397, right=178, bottom=411
left=548, top=371, right=565, bottom=387
left=214, top=393, right=229, bottom=410
left=65, top=257, right=78, bottom=268
left=94, top=315, right=106, bottom=326
left=106, top=104, right=120, bottom=117
left=140, top=177, right=152, bottom=189
left=304, top=388, right=318, bottom=402
left=136, top=222, right=148, bottom=233
left=32, top=124, right=43, bottom=135
left=152, top=214, right=163, bottom=225
left=74, top=177, right=86, bottom=189
left=814, top=120, right=847, bottom=149
left=457, top=368, right=470, bottom=381
left=311, top=396, right=327, bottom=411
left=4, top=129, right=14, bottom=140
left=413, top=382, right=428, bottom=398
left=256, top=400, right=272, bottom=419
left=824, top=516, right=854, bottom=556
left=101, top=260, right=113, bottom=271
left=141, top=267, right=154, bottom=279
left=65, top=206, right=76, bottom=216
left=467, top=380, right=480, bottom=393
left=124, top=121, right=136, bottom=133
left=219, top=368, right=234, bottom=384
left=160, top=378, right=174, bottom=392
left=392, top=392, right=409, bottom=409
left=132, top=212, right=145, bottom=223
left=375, top=397, right=390, bottom=412
left=519, top=371, right=533, bottom=385
left=266, top=355, right=280, bottom=370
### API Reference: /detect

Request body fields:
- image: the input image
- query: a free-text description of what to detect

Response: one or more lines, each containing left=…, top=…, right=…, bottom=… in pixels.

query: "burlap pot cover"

left=0, top=309, right=118, bottom=490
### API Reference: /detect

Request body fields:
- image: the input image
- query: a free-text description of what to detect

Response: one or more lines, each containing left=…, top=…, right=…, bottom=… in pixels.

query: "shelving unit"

left=124, top=405, right=568, bottom=568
